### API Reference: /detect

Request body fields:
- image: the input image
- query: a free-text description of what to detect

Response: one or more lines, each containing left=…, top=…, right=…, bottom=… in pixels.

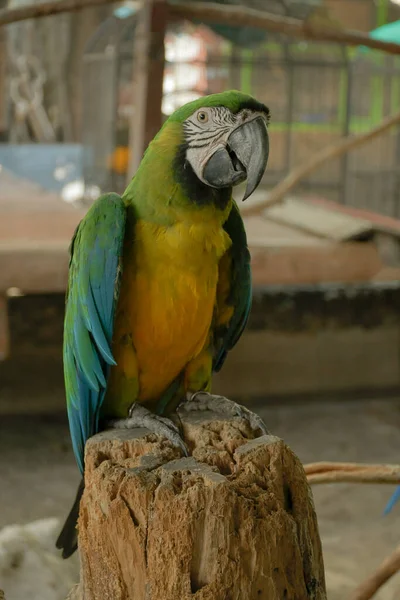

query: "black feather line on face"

left=173, top=141, right=231, bottom=210
left=233, top=99, right=271, bottom=122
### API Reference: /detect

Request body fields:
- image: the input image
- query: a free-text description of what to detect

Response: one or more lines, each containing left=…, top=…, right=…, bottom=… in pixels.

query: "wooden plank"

left=250, top=242, right=383, bottom=286
left=244, top=215, right=331, bottom=248
left=127, top=0, right=167, bottom=178
left=0, top=229, right=384, bottom=293
left=305, top=195, right=400, bottom=237
left=0, top=170, right=85, bottom=239
left=0, top=295, right=9, bottom=360
left=0, top=246, right=69, bottom=293
left=264, top=197, right=373, bottom=241
left=373, top=267, right=400, bottom=281
left=0, top=170, right=83, bottom=294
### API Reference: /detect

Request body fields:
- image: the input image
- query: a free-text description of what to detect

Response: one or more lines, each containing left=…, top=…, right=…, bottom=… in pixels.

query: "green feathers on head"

left=164, top=90, right=270, bottom=125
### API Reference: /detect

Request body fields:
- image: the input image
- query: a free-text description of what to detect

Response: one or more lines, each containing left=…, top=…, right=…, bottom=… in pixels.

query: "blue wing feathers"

left=64, top=193, right=127, bottom=473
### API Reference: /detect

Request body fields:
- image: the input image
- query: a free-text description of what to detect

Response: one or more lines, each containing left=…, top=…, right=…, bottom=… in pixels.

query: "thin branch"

left=0, top=0, right=120, bottom=27
left=349, top=545, right=400, bottom=600
left=1, top=0, right=400, bottom=60
left=305, top=461, right=400, bottom=474
left=304, top=462, right=400, bottom=485
left=242, top=108, right=400, bottom=218
left=169, top=2, right=400, bottom=55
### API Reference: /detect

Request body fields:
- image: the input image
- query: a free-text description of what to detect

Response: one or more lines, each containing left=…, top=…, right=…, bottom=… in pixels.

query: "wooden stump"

left=70, top=411, right=326, bottom=600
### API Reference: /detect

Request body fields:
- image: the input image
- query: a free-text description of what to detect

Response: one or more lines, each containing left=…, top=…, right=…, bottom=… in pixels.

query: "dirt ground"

left=1, top=396, right=400, bottom=599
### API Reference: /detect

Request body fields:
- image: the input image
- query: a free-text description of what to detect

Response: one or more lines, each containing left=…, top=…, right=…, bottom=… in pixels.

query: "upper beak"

left=202, top=116, right=269, bottom=201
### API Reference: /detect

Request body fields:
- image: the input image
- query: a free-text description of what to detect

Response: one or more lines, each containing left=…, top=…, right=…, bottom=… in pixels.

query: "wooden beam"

left=0, top=0, right=120, bottom=26
left=127, top=0, right=167, bottom=178
left=169, top=2, right=400, bottom=55
left=2, top=0, right=400, bottom=57
left=67, top=411, right=326, bottom=599
left=0, top=245, right=69, bottom=293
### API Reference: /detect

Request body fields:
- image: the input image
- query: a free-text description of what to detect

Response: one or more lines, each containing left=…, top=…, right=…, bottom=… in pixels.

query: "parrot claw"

left=180, top=391, right=269, bottom=436
left=107, top=404, right=188, bottom=456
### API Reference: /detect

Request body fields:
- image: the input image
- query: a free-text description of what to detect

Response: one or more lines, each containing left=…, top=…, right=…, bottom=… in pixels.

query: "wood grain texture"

left=70, top=411, right=326, bottom=600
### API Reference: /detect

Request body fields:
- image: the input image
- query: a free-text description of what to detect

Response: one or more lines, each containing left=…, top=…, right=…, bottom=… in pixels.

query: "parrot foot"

left=180, top=391, right=269, bottom=436
left=107, top=404, right=188, bottom=456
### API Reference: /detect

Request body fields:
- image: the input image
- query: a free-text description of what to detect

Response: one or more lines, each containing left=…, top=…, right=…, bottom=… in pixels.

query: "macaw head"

left=166, top=90, right=270, bottom=202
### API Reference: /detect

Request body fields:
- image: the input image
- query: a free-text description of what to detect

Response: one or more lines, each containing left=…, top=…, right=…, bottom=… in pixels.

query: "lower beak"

left=202, top=116, right=269, bottom=201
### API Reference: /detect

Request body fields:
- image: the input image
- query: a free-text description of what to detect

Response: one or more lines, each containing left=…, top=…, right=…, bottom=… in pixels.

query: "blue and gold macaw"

left=56, top=91, right=270, bottom=558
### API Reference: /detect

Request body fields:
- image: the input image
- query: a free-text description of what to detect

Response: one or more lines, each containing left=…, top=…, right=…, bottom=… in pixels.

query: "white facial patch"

left=183, top=106, right=267, bottom=185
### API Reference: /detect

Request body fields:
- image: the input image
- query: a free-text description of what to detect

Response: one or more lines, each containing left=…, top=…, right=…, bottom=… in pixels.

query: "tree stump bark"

left=69, top=410, right=326, bottom=600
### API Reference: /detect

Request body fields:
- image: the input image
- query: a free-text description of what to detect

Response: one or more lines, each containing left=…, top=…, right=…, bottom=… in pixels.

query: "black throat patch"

left=173, top=142, right=232, bottom=211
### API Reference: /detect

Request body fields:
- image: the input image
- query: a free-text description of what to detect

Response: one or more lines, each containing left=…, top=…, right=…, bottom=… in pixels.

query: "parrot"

left=56, top=90, right=270, bottom=558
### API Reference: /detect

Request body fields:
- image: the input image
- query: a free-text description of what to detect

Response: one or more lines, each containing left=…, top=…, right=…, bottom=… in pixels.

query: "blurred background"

left=2, top=0, right=400, bottom=598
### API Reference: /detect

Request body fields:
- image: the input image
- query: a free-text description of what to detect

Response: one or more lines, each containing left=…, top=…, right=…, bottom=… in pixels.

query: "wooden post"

left=127, top=0, right=167, bottom=179
left=68, top=410, right=327, bottom=600
left=0, top=295, right=9, bottom=361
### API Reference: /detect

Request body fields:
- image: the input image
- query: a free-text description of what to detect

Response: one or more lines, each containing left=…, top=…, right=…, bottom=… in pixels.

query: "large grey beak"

left=228, top=116, right=269, bottom=201
left=203, top=116, right=269, bottom=201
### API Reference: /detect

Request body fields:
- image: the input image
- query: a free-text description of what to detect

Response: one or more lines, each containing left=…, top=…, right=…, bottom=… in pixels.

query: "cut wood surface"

left=69, top=410, right=327, bottom=600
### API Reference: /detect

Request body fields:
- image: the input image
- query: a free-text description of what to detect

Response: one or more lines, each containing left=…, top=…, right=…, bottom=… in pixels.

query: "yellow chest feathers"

left=130, top=217, right=232, bottom=348
left=133, top=216, right=232, bottom=267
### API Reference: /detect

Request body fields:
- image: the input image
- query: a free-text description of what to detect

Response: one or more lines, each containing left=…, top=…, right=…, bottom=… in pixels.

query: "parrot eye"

left=197, top=111, right=208, bottom=123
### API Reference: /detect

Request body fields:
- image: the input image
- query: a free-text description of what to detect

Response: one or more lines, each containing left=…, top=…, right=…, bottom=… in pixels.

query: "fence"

left=80, top=11, right=400, bottom=216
